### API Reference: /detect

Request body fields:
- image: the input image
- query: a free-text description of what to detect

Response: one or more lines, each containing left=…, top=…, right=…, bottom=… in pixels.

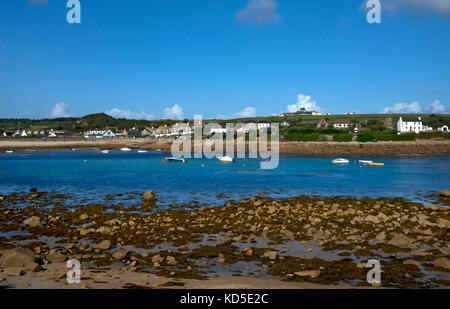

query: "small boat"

left=370, top=162, right=385, bottom=167
left=359, top=160, right=373, bottom=164
left=101, top=150, right=111, bottom=154
left=332, top=158, right=349, bottom=164
left=217, top=156, right=235, bottom=163
left=25, top=149, right=36, bottom=153
left=166, top=157, right=187, bottom=163
left=5, top=150, right=14, bottom=153
left=138, top=150, right=148, bottom=153
left=120, top=148, right=132, bottom=152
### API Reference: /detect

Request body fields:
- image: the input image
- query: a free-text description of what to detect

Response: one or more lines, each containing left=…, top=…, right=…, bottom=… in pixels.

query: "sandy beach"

left=1, top=139, right=450, bottom=155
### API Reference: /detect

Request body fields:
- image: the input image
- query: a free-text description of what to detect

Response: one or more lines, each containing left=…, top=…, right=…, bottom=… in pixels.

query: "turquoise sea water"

left=0, top=150, right=449, bottom=207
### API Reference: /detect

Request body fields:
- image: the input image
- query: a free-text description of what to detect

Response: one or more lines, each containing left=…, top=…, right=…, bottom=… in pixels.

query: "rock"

left=410, top=250, right=430, bottom=257
left=436, top=218, right=450, bottom=228
left=112, top=248, right=129, bottom=260
left=246, top=249, right=253, bottom=256
left=388, top=234, right=413, bottom=247
left=263, top=251, right=278, bottom=260
left=79, top=214, right=89, bottom=220
left=143, top=190, right=157, bottom=202
left=4, top=267, right=25, bottom=276
left=0, top=195, right=4, bottom=202
left=151, top=254, right=164, bottom=264
left=375, top=232, right=386, bottom=242
left=166, top=256, right=177, bottom=265
left=217, top=257, right=226, bottom=264
left=96, top=226, right=111, bottom=235
left=94, top=240, right=111, bottom=250
left=294, top=270, right=321, bottom=279
left=253, top=200, right=263, bottom=207
left=433, top=257, right=450, bottom=270
left=0, top=248, right=37, bottom=271
left=440, top=190, right=450, bottom=197
left=47, top=252, right=66, bottom=263
left=403, top=259, right=420, bottom=267
left=365, top=215, right=380, bottom=224
left=22, top=216, right=42, bottom=228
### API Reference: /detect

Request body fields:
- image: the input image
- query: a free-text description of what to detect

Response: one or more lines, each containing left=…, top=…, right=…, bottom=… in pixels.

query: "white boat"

left=332, top=158, right=349, bottom=164
left=5, top=150, right=14, bottom=153
left=217, top=156, right=235, bottom=163
left=101, top=150, right=111, bottom=154
left=166, top=157, right=187, bottom=163
left=120, top=148, right=132, bottom=152
left=359, top=160, right=373, bottom=164
left=138, top=150, right=148, bottom=153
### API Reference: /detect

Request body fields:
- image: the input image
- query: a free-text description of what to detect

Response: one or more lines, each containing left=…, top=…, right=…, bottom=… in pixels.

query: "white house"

left=281, top=122, right=291, bottom=127
left=397, top=117, right=425, bottom=134
left=257, top=121, right=271, bottom=130
left=84, top=129, right=116, bottom=139
left=438, top=125, right=449, bottom=133
left=333, top=122, right=351, bottom=129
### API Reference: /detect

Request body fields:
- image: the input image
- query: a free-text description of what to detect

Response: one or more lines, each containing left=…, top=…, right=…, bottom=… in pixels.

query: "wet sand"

left=0, top=190, right=449, bottom=289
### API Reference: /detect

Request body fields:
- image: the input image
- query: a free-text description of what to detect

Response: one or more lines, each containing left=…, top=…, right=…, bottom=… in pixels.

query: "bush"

left=357, top=133, right=374, bottom=142
left=333, top=134, right=353, bottom=142
left=284, top=134, right=324, bottom=142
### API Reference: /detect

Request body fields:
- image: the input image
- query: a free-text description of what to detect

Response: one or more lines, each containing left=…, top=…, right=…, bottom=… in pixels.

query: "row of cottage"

left=2, top=118, right=448, bottom=139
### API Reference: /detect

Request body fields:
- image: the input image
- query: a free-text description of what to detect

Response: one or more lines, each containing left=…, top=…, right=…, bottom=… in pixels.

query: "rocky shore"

left=1, top=139, right=450, bottom=155
left=0, top=190, right=449, bottom=289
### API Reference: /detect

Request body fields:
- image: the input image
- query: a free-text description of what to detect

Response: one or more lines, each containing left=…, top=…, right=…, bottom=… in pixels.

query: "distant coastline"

left=1, top=138, right=450, bottom=155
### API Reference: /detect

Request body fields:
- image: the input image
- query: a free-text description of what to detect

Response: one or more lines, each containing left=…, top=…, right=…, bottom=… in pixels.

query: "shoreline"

left=1, top=139, right=450, bottom=155
left=0, top=191, right=449, bottom=289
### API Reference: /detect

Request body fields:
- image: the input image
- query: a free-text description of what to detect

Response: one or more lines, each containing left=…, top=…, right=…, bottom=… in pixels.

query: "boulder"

left=46, top=251, right=66, bottom=263
left=23, top=216, right=42, bottom=228
left=151, top=254, right=164, bottom=264
left=294, top=270, right=321, bottom=279
left=403, top=259, right=420, bottom=267
left=79, top=214, right=89, bottom=221
left=433, top=257, right=450, bottom=270
left=436, top=218, right=450, bottom=228
left=166, top=256, right=177, bottom=265
left=112, top=248, right=129, bottom=260
left=0, top=247, right=38, bottom=271
left=388, top=234, right=413, bottom=247
left=143, top=191, right=157, bottom=202
left=4, top=267, right=25, bottom=276
left=440, top=190, right=450, bottom=197
left=94, top=240, right=111, bottom=250
left=263, top=251, right=278, bottom=260
left=0, top=195, right=4, bottom=202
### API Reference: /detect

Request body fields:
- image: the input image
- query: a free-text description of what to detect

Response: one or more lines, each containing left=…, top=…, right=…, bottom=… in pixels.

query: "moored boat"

left=5, top=150, right=14, bottom=153
left=359, top=160, right=373, bottom=164
left=166, top=157, right=187, bottom=163
left=120, top=148, right=132, bottom=152
left=370, top=162, right=385, bottom=166
left=332, top=158, right=349, bottom=164
left=101, top=150, right=111, bottom=154
left=217, top=156, right=235, bottom=163
left=138, top=150, right=148, bottom=153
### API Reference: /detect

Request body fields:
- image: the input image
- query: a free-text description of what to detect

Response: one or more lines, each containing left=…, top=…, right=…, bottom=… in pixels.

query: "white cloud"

left=106, top=108, right=154, bottom=120
left=233, top=107, right=257, bottom=118
left=287, top=94, right=322, bottom=113
left=426, top=100, right=446, bottom=113
left=378, top=0, right=450, bottom=16
left=163, top=104, right=184, bottom=120
left=236, top=0, right=282, bottom=26
left=51, top=103, right=71, bottom=118
left=382, top=100, right=446, bottom=114
left=382, top=101, right=422, bottom=114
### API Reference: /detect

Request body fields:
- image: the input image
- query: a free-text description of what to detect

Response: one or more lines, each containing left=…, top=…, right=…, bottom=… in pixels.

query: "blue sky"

left=0, top=0, right=449, bottom=120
